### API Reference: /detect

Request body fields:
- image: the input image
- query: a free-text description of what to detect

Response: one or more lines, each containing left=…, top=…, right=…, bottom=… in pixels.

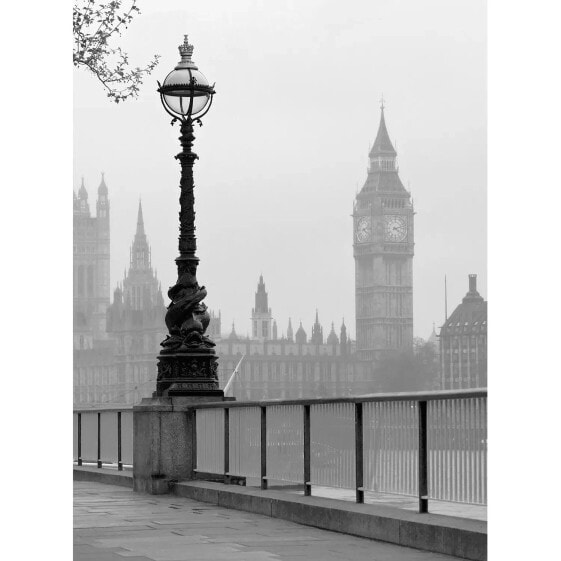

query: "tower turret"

left=73, top=174, right=110, bottom=347
left=115, top=200, right=161, bottom=312
left=96, top=172, right=110, bottom=220
left=228, top=321, right=239, bottom=340
left=310, top=309, right=324, bottom=345
left=340, top=319, right=348, bottom=356
left=295, top=322, right=307, bottom=345
left=251, top=274, right=273, bottom=341
left=326, top=322, right=339, bottom=346
left=98, top=171, right=108, bottom=195
left=106, top=201, right=166, bottom=370
left=287, top=317, right=294, bottom=342
left=76, top=177, right=90, bottom=215
left=353, top=102, right=414, bottom=361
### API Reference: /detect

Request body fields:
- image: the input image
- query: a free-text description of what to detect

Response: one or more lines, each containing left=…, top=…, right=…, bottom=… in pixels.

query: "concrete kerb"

left=172, top=480, right=486, bottom=561
left=73, top=466, right=486, bottom=561
left=73, top=465, right=133, bottom=488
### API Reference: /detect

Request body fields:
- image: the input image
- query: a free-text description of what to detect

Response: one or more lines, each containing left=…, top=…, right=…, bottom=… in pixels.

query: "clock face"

left=356, top=216, right=372, bottom=243
left=384, top=215, right=407, bottom=242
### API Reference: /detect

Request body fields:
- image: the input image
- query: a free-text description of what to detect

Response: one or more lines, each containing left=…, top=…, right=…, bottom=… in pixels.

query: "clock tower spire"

left=353, top=104, right=414, bottom=362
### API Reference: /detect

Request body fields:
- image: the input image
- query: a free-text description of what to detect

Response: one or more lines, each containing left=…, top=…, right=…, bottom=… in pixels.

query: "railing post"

left=418, top=400, right=428, bottom=513
left=303, top=404, right=311, bottom=496
left=77, top=413, right=82, bottom=466
left=191, top=409, right=197, bottom=478
left=355, top=402, right=364, bottom=504
left=224, top=408, right=230, bottom=484
left=260, top=406, right=267, bottom=490
left=97, top=412, right=102, bottom=469
left=117, top=411, right=123, bottom=471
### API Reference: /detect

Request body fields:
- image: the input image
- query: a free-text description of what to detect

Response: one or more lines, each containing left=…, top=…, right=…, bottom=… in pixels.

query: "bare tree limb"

left=73, top=0, right=160, bottom=103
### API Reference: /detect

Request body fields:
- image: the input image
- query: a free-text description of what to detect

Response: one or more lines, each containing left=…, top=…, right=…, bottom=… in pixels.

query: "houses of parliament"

left=73, top=107, right=485, bottom=406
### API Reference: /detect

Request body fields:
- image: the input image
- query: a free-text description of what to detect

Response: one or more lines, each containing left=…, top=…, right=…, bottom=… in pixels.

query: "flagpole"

left=224, top=355, right=245, bottom=396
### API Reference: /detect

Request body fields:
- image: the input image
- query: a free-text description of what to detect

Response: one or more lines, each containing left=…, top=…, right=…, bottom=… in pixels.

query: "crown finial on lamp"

left=179, top=35, right=194, bottom=62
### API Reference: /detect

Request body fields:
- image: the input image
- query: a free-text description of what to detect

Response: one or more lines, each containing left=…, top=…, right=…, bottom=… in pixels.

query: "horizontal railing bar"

left=73, top=390, right=487, bottom=415
left=73, top=407, right=133, bottom=414
left=186, top=389, right=487, bottom=410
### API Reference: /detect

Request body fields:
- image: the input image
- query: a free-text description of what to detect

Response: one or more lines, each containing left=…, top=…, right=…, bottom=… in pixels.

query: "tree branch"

left=73, top=0, right=159, bottom=103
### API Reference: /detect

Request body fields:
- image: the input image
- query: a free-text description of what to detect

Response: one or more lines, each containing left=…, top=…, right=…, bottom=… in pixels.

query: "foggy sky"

left=73, top=0, right=486, bottom=341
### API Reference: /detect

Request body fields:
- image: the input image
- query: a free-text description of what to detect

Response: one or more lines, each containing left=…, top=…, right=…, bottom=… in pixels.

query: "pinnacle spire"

left=287, top=317, right=294, bottom=342
left=254, top=274, right=269, bottom=314
left=311, top=310, right=323, bottom=344
left=136, top=199, right=145, bottom=237
left=130, top=199, right=150, bottom=269
left=98, top=172, right=108, bottom=195
left=327, top=321, right=339, bottom=345
left=369, top=103, right=397, bottom=158
left=78, top=177, right=88, bottom=199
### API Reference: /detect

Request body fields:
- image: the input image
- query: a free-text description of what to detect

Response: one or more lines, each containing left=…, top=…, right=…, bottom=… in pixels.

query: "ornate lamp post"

left=155, top=35, right=223, bottom=397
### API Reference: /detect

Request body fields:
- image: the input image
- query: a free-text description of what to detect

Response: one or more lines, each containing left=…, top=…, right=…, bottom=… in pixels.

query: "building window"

left=87, top=265, right=94, bottom=296
left=78, top=265, right=85, bottom=296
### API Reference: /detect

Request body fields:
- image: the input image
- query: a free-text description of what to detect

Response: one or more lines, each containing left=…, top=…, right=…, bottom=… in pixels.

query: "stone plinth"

left=133, top=395, right=229, bottom=494
left=156, top=352, right=223, bottom=397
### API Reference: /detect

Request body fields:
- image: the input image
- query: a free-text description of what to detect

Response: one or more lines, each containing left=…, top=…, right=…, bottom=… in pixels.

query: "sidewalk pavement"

left=74, top=481, right=467, bottom=561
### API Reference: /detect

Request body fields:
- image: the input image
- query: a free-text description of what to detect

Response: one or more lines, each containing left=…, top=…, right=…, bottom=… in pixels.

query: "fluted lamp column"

left=155, top=35, right=222, bottom=397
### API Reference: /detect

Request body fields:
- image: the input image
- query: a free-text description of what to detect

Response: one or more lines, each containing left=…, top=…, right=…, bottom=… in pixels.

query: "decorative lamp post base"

left=155, top=351, right=224, bottom=397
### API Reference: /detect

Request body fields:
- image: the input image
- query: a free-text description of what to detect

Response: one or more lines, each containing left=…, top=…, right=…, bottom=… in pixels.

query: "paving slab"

left=75, top=481, right=467, bottom=561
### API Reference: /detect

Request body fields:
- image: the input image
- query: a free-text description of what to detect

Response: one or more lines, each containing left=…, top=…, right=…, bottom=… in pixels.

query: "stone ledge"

left=172, top=480, right=487, bottom=561
left=73, top=466, right=133, bottom=488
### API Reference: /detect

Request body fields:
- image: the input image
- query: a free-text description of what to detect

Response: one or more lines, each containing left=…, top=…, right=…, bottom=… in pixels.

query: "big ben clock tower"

left=353, top=103, right=414, bottom=362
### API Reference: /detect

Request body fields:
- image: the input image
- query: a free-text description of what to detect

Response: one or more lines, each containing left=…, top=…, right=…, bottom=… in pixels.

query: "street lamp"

left=155, top=35, right=222, bottom=397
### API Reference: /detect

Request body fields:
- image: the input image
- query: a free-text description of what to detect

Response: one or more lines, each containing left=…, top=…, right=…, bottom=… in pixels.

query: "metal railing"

left=73, top=408, right=133, bottom=469
left=73, top=389, right=487, bottom=514
left=192, top=389, right=487, bottom=513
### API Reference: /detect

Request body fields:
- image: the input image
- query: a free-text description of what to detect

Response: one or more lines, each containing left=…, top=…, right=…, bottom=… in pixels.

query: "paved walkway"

left=74, top=481, right=466, bottom=561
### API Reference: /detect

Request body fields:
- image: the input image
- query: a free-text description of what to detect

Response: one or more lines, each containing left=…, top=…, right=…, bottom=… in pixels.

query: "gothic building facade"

left=214, top=276, right=362, bottom=400
left=73, top=179, right=167, bottom=406
left=73, top=175, right=116, bottom=404
left=353, top=106, right=414, bottom=362
left=105, top=201, right=167, bottom=405
left=74, top=105, right=469, bottom=404
left=73, top=174, right=110, bottom=349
